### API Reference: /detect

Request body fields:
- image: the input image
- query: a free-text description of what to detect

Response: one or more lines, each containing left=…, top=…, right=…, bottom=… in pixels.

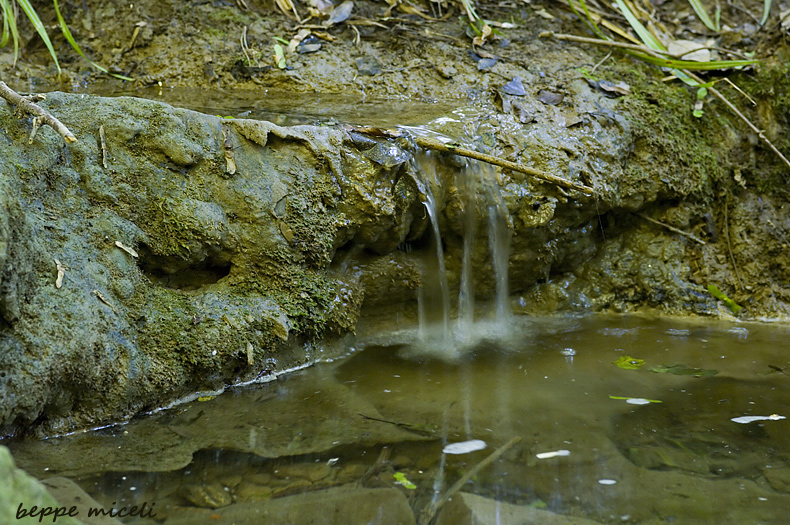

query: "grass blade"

left=17, top=0, right=60, bottom=74
left=761, top=0, right=771, bottom=25
left=630, top=52, right=758, bottom=70
left=0, top=0, right=19, bottom=64
left=614, top=0, right=666, bottom=51
left=687, top=0, right=720, bottom=31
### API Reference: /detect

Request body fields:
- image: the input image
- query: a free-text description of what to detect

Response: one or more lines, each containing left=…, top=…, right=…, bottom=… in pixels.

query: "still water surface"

left=8, top=314, right=790, bottom=524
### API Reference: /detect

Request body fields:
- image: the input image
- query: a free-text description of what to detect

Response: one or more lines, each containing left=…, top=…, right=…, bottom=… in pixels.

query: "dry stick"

left=635, top=212, right=706, bottom=244
left=541, top=33, right=790, bottom=172
left=0, top=81, right=77, bottom=144
left=413, top=136, right=595, bottom=196
left=418, top=436, right=522, bottom=525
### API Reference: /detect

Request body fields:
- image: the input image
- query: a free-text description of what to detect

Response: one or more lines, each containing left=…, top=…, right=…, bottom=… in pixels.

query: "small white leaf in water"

left=598, top=479, right=617, bottom=485
left=626, top=398, right=652, bottom=405
left=443, top=439, right=487, bottom=455
left=536, top=449, right=570, bottom=459
left=731, top=414, right=786, bottom=424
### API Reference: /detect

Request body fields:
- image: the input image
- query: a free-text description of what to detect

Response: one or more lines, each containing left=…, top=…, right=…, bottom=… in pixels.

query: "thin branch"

left=0, top=81, right=77, bottom=144
left=635, top=212, right=706, bottom=244
left=413, top=136, right=595, bottom=196
left=417, top=436, right=521, bottom=525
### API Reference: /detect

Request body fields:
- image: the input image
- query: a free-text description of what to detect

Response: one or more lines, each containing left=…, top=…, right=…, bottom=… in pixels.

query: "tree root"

left=0, top=81, right=77, bottom=144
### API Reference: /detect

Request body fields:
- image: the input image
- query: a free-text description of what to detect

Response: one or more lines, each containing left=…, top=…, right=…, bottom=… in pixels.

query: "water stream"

left=7, top=316, right=790, bottom=524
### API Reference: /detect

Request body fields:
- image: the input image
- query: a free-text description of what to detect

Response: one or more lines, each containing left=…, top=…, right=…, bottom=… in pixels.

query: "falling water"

left=487, top=195, right=512, bottom=326
left=410, top=147, right=513, bottom=355
left=412, top=152, right=451, bottom=346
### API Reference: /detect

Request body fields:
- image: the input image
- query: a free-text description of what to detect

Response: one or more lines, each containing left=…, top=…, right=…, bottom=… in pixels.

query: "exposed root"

left=635, top=212, right=706, bottom=244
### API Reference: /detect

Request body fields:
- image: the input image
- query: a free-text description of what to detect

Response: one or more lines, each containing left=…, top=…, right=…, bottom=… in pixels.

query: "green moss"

left=614, top=63, right=723, bottom=199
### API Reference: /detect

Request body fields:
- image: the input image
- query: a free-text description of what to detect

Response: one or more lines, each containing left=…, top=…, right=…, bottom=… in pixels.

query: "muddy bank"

left=1, top=0, right=790, bottom=436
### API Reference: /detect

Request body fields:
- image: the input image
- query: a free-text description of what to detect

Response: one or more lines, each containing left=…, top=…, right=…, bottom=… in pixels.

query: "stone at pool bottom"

left=160, top=485, right=415, bottom=524
left=435, top=492, right=601, bottom=524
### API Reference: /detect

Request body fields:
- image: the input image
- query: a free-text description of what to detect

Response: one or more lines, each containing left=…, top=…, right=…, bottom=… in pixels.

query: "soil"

left=1, top=0, right=790, bottom=435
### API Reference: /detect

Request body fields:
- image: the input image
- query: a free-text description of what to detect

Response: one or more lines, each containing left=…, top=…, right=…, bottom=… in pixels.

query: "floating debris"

left=598, top=479, right=617, bottom=485
left=731, top=414, right=785, bottom=424
left=609, top=395, right=662, bottom=404
left=393, top=472, right=416, bottom=489
left=536, top=449, right=570, bottom=459
left=443, top=439, right=487, bottom=455
left=613, top=355, right=645, bottom=370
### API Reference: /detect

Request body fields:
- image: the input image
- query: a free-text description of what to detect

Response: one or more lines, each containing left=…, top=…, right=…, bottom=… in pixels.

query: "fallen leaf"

left=613, top=355, right=645, bottom=370
left=325, top=0, right=353, bottom=26
left=537, top=90, right=563, bottom=105
left=501, top=76, right=526, bottom=96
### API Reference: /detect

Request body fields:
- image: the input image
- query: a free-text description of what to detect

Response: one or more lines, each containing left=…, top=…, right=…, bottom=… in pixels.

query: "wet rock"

left=40, top=477, right=122, bottom=525
left=162, top=486, right=415, bottom=525
left=0, top=446, right=83, bottom=525
left=0, top=93, right=426, bottom=435
left=8, top=367, right=434, bottom=479
left=435, top=492, right=599, bottom=525
left=273, top=462, right=332, bottom=482
left=179, top=482, right=233, bottom=509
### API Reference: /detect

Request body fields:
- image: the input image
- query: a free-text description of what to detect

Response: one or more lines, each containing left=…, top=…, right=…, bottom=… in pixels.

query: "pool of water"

left=7, top=314, right=790, bottom=524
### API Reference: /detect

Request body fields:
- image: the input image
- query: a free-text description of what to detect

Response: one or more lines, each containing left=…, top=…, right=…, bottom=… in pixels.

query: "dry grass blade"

left=761, top=0, right=772, bottom=25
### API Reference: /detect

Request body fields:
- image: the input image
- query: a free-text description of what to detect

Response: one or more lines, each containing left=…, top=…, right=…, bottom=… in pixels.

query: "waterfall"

left=409, top=146, right=513, bottom=357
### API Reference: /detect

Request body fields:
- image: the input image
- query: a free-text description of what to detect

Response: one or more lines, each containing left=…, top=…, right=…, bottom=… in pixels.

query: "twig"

left=635, top=212, right=706, bottom=244
left=418, top=436, right=521, bottom=525
left=413, top=136, right=595, bottom=196
left=0, top=81, right=77, bottom=144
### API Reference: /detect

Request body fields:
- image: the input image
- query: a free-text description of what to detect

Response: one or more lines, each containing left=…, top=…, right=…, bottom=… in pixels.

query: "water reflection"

left=7, top=315, right=790, bottom=523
